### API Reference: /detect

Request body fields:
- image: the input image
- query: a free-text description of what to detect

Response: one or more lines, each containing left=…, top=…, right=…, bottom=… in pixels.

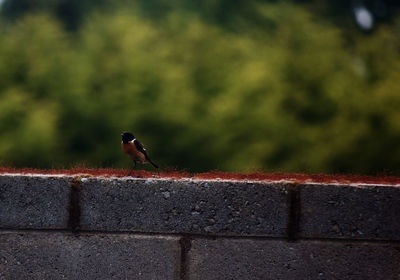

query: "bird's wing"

left=134, top=139, right=158, bottom=168
left=134, top=139, right=149, bottom=157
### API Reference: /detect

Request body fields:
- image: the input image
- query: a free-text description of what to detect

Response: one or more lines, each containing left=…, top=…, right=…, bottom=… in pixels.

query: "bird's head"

left=121, top=131, right=134, bottom=143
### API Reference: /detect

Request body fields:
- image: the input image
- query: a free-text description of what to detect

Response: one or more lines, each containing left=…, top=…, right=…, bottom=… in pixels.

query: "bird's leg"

left=128, top=161, right=137, bottom=177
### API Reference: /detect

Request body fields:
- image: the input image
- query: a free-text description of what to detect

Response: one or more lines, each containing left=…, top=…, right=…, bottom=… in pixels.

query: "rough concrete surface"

left=300, top=183, right=400, bottom=240
left=0, top=231, right=180, bottom=280
left=79, top=178, right=288, bottom=236
left=0, top=175, right=71, bottom=229
left=187, top=238, right=400, bottom=280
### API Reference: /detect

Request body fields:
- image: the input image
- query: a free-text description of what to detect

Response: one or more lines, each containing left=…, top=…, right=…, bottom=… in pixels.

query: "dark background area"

left=0, top=0, right=399, bottom=174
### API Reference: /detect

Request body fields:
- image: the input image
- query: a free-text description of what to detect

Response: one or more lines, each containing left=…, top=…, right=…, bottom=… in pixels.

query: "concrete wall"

left=0, top=174, right=399, bottom=279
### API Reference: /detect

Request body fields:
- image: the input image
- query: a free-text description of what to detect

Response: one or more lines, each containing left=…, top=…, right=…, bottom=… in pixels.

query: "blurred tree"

left=0, top=15, right=68, bottom=167
left=1, top=0, right=109, bottom=30
left=2, top=0, right=399, bottom=32
left=0, top=4, right=399, bottom=174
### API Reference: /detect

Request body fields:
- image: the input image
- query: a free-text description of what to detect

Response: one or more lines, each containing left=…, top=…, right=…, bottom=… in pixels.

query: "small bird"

left=121, top=131, right=159, bottom=170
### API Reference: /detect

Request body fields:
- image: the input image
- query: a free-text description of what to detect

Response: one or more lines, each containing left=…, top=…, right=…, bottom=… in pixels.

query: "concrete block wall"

left=0, top=174, right=399, bottom=279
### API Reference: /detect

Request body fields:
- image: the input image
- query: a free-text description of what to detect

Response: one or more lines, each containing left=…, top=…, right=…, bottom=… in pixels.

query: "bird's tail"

left=147, top=157, right=159, bottom=169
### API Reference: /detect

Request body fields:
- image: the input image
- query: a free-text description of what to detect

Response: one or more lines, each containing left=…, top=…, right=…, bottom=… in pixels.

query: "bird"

left=121, top=131, right=159, bottom=172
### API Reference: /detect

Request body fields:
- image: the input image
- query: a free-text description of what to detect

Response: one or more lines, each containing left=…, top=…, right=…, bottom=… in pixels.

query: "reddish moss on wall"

left=0, top=167, right=399, bottom=185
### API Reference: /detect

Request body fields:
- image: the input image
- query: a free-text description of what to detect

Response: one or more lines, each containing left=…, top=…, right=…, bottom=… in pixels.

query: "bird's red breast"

left=121, top=142, right=147, bottom=163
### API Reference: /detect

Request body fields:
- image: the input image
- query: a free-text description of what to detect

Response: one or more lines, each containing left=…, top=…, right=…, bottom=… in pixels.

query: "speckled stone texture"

left=187, top=239, right=400, bottom=280
left=79, top=177, right=288, bottom=236
left=300, top=183, right=400, bottom=240
left=0, top=175, right=71, bottom=229
left=0, top=231, right=180, bottom=280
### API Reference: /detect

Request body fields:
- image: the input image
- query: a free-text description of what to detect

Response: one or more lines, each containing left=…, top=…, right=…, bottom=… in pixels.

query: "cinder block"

left=0, top=231, right=180, bottom=280
left=187, top=239, right=400, bottom=280
left=0, top=175, right=71, bottom=229
left=300, top=183, right=400, bottom=240
left=79, top=178, right=288, bottom=236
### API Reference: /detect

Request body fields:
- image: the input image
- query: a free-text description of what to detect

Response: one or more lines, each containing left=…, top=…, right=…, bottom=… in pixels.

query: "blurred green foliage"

left=0, top=1, right=399, bottom=174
